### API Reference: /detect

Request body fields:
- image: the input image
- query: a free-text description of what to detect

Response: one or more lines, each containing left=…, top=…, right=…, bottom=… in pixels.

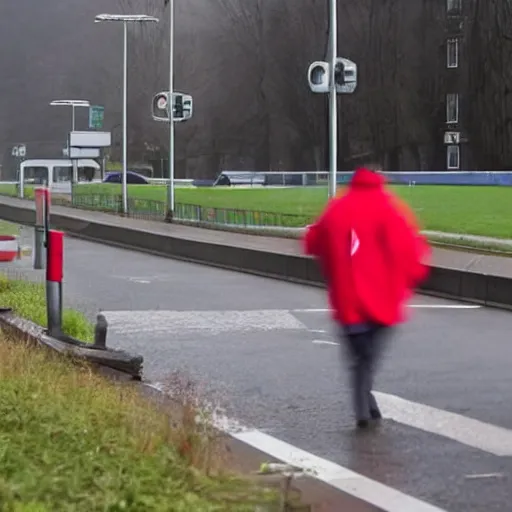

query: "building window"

left=446, top=93, right=459, bottom=123
left=447, top=0, right=462, bottom=15
left=447, top=145, right=460, bottom=169
left=447, top=38, right=459, bottom=68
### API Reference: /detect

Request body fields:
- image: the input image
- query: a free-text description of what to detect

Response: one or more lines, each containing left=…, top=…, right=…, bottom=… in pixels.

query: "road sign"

left=11, top=144, right=26, bottom=158
left=69, top=147, right=101, bottom=159
left=89, top=105, right=105, bottom=130
left=69, top=131, right=111, bottom=148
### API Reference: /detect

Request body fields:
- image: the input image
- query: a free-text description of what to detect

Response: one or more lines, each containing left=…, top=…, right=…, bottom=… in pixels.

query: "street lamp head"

left=95, top=13, right=159, bottom=23
left=50, top=100, right=90, bottom=107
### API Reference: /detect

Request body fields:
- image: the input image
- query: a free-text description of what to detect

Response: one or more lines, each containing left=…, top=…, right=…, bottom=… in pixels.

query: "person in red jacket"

left=303, top=165, right=430, bottom=428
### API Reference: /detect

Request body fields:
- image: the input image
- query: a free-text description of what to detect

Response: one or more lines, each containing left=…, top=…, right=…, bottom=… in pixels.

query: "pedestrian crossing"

left=103, top=305, right=511, bottom=511
left=103, top=304, right=480, bottom=337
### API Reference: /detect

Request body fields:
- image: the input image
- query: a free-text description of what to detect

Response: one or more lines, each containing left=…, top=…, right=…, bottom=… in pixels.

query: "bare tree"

left=466, top=0, right=512, bottom=169
left=210, top=0, right=272, bottom=171
left=264, top=0, right=327, bottom=170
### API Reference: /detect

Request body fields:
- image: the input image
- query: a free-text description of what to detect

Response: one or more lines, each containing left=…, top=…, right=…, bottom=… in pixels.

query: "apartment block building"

left=444, top=0, right=464, bottom=170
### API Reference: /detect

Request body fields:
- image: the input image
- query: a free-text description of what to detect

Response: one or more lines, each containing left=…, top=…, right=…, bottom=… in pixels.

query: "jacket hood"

left=350, top=167, right=386, bottom=189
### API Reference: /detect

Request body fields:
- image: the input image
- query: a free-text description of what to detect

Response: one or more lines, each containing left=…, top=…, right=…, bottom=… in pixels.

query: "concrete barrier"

left=0, top=199, right=511, bottom=309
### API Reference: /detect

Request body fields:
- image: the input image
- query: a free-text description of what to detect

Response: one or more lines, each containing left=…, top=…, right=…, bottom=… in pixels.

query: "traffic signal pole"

left=328, top=0, right=338, bottom=199
left=167, top=0, right=175, bottom=221
left=307, top=7, right=357, bottom=200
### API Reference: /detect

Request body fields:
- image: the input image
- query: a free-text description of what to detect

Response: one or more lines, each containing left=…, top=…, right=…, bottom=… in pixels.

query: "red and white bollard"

left=46, top=230, right=64, bottom=337
left=0, top=235, right=19, bottom=262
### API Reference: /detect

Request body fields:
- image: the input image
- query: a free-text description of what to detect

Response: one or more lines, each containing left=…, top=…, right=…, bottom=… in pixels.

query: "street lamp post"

left=95, top=13, right=159, bottom=215
left=327, top=0, right=337, bottom=199
left=165, top=0, right=175, bottom=220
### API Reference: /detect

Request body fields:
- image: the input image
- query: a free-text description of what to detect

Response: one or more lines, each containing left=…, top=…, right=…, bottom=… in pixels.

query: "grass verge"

left=0, top=274, right=94, bottom=342
left=0, top=336, right=273, bottom=511
left=0, top=220, right=21, bottom=236
left=70, top=184, right=512, bottom=238
left=3, top=182, right=512, bottom=249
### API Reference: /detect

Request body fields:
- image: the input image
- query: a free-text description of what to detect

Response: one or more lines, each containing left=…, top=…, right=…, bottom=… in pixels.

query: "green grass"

left=0, top=336, right=272, bottom=511
left=3, top=181, right=512, bottom=239
left=0, top=184, right=36, bottom=199
left=0, top=183, right=20, bottom=197
left=72, top=183, right=512, bottom=238
left=0, top=275, right=94, bottom=342
left=0, top=220, right=21, bottom=236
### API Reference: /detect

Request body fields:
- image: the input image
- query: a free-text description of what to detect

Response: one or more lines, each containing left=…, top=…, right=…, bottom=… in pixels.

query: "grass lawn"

left=2, top=181, right=512, bottom=238
left=72, top=183, right=512, bottom=238
left=0, top=220, right=21, bottom=236
left=0, top=335, right=271, bottom=511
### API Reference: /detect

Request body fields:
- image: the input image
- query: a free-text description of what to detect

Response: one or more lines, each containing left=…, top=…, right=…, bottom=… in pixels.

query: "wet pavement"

left=31, top=234, right=511, bottom=512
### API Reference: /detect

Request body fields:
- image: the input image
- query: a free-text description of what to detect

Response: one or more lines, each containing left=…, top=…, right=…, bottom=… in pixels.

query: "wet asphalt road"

left=40, top=236, right=512, bottom=511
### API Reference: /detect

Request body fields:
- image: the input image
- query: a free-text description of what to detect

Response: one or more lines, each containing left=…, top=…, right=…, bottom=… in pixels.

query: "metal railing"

left=173, top=202, right=310, bottom=228
left=68, top=193, right=311, bottom=227
left=0, top=187, right=312, bottom=228
left=69, top=193, right=167, bottom=220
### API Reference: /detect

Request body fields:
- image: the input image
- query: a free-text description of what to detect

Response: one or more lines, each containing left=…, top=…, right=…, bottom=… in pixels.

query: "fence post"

left=116, top=194, right=123, bottom=215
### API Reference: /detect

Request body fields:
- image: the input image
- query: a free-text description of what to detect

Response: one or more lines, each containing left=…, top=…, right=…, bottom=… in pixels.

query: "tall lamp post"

left=95, top=13, right=159, bottom=215
left=164, top=0, right=175, bottom=220
left=327, top=0, right=337, bottom=199
left=49, top=99, right=90, bottom=155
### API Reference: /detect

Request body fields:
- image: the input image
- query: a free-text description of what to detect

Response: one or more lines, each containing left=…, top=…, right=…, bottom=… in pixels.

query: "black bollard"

left=94, top=313, right=108, bottom=348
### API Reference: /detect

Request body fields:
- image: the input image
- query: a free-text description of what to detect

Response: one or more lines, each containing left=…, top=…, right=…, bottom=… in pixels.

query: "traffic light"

left=174, top=93, right=193, bottom=122
left=152, top=91, right=170, bottom=122
left=174, top=94, right=183, bottom=119
left=307, top=58, right=357, bottom=94
left=151, top=91, right=193, bottom=122
left=307, top=61, right=329, bottom=94
left=334, top=58, right=357, bottom=94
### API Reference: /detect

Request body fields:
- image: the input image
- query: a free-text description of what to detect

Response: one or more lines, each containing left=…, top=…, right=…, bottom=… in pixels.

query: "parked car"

left=103, top=171, right=149, bottom=184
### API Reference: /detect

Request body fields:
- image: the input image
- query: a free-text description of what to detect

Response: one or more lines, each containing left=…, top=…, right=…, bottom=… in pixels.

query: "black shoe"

left=356, top=419, right=370, bottom=429
left=370, top=409, right=382, bottom=420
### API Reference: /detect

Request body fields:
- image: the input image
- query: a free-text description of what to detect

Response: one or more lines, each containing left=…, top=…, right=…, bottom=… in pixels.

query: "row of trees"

left=1, top=0, right=512, bottom=177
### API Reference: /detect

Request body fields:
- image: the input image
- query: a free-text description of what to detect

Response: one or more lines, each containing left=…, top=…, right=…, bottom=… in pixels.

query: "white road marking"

left=103, top=305, right=479, bottom=338
left=312, top=339, right=338, bottom=346
left=408, top=304, right=481, bottom=309
left=294, top=304, right=481, bottom=313
left=227, top=429, right=447, bottom=512
left=103, top=309, right=307, bottom=336
left=464, top=473, right=505, bottom=480
left=374, top=391, right=512, bottom=456
left=147, top=382, right=447, bottom=512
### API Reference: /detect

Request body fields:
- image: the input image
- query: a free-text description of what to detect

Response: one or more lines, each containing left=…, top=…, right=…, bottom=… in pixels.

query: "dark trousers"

left=341, top=324, right=390, bottom=422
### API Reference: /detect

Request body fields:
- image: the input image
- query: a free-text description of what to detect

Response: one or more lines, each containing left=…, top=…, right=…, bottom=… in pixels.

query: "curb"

left=0, top=200, right=511, bottom=309
left=0, top=311, right=144, bottom=378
